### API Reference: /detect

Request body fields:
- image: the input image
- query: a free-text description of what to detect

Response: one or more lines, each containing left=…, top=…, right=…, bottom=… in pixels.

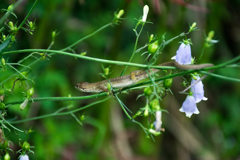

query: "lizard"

left=75, top=61, right=213, bottom=93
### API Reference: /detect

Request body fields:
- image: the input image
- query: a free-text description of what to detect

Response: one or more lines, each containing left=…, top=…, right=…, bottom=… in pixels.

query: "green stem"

left=5, top=93, right=108, bottom=106
left=18, top=0, right=39, bottom=30
left=9, top=97, right=109, bottom=124
left=121, top=24, right=144, bottom=76
left=61, top=23, right=112, bottom=51
left=3, top=49, right=176, bottom=70
left=200, top=71, right=240, bottom=82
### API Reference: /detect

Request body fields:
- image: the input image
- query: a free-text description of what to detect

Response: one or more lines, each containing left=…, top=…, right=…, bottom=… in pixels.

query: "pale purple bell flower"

left=20, top=155, right=29, bottom=160
left=179, top=95, right=199, bottom=118
left=172, top=43, right=192, bottom=65
left=191, top=76, right=208, bottom=103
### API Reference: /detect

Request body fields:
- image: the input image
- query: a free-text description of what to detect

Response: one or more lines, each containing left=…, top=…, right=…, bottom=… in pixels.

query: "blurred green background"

left=1, top=0, right=240, bottom=159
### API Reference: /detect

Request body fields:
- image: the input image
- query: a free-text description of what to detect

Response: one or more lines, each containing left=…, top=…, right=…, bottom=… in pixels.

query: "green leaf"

left=0, top=38, right=10, bottom=55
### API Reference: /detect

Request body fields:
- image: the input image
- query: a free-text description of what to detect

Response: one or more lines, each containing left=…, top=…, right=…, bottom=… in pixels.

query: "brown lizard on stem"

left=75, top=61, right=213, bottom=93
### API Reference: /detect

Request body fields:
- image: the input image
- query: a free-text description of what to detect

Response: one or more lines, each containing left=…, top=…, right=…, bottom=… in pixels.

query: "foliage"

left=0, top=0, right=240, bottom=159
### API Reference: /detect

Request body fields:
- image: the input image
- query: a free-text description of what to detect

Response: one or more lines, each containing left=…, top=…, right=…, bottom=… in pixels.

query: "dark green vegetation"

left=0, top=0, right=240, bottom=159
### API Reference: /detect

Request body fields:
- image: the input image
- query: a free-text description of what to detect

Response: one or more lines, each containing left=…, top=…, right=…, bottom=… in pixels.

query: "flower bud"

left=142, top=5, right=149, bottom=22
left=27, top=88, right=34, bottom=98
left=0, top=102, right=5, bottom=110
left=19, top=72, right=28, bottom=81
left=22, top=141, right=30, bottom=152
left=4, top=153, right=10, bottom=160
left=2, top=35, right=6, bottom=41
left=1, top=58, right=5, bottom=66
left=80, top=115, right=85, bottom=121
left=144, top=87, right=152, bottom=96
left=149, top=34, right=154, bottom=42
left=8, top=21, right=14, bottom=30
left=20, top=99, right=28, bottom=111
left=104, top=68, right=109, bottom=76
left=189, top=22, right=197, bottom=32
left=0, top=88, right=4, bottom=95
left=11, top=36, right=15, bottom=42
left=149, top=129, right=161, bottom=136
left=150, top=99, right=160, bottom=111
left=148, top=40, right=159, bottom=55
left=0, top=140, right=8, bottom=149
left=52, top=31, right=56, bottom=39
left=7, top=4, right=13, bottom=11
left=144, top=105, right=149, bottom=117
left=133, top=110, right=142, bottom=118
left=29, top=21, right=33, bottom=28
left=116, top=10, right=124, bottom=19
left=206, top=30, right=214, bottom=42
left=107, top=83, right=111, bottom=91
left=80, top=51, right=86, bottom=56
left=163, top=78, right=173, bottom=89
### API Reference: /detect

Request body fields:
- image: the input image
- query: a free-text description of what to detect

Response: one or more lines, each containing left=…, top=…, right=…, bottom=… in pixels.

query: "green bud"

left=11, top=36, right=15, bottom=42
left=19, top=72, right=28, bottom=81
left=189, top=91, right=193, bottom=96
left=191, top=74, right=197, bottom=80
left=163, top=78, right=173, bottom=89
left=149, top=34, right=154, bottom=42
left=1, top=58, right=5, bottom=66
left=80, top=115, right=85, bottom=121
left=80, top=51, right=86, bottom=56
left=7, top=4, right=13, bottom=11
left=22, top=141, right=30, bottom=152
left=104, top=68, right=109, bottom=76
left=0, top=103, right=5, bottom=110
left=206, top=30, right=215, bottom=42
left=149, top=129, right=161, bottom=136
left=4, top=153, right=10, bottom=160
left=8, top=21, right=14, bottom=30
left=117, top=9, right=124, bottom=19
left=52, top=31, right=56, bottom=39
left=27, top=88, right=34, bottom=98
left=0, top=88, right=4, bottom=95
left=0, top=140, right=8, bottom=149
left=148, top=40, right=159, bottom=55
left=133, top=110, right=142, bottom=118
left=189, top=22, right=197, bottom=32
left=107, top=83, right=111, bottom=91
left=191, top=22, right=197, bottom=28
left=150, top=99, right=160, bottom=111
left=144, top=105, right=149, bottom=117
left=144, top=87, right=152, bottom=96
left=29, top=21, right=33, bottom=28
left=2, top=35, right=6, bottom=41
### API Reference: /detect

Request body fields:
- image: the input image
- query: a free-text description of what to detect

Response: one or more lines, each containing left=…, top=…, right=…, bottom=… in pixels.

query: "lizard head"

left=75, top=82, right=90, bottom=92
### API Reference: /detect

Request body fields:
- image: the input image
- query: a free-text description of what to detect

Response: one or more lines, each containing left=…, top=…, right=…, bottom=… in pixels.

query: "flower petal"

left=179, top=95, right=199, bottom=118
left=20, top=155, right=29, bottom=160
left=154, top=111, right=162, bottom=131
left=191, top=76, right=207, bottom=103
left=142, top=5, right=149, bottom=22
left=175, top=43, right=192, bottom=65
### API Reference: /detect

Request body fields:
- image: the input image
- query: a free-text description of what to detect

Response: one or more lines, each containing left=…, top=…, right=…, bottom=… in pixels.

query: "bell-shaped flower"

left=20, top=155, right=29, bottom=160
left=191, top=75, right=208, bottom=103
left=142, top=5, right=149, bottom=22
left=172, top=43, right=192, bottom=65
left=153, top=111, right=162, bottom=131
left=179, top=94, right=199, bottom=118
